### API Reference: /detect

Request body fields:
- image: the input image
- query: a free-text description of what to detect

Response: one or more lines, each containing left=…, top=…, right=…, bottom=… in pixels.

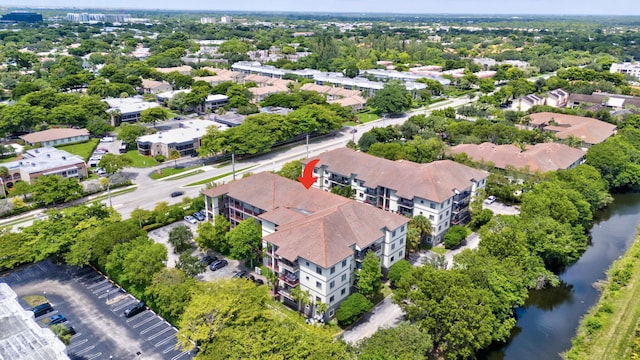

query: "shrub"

left=336, top=293, right=373, bottom=327
left=387, top=260, right=413, bottom=287
left=154, top=154, right=166, bottom=163
left=443, top=225, right=469, bottom=249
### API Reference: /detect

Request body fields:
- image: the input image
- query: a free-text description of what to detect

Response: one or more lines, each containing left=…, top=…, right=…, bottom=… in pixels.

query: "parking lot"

left=0, top=260, right=194, bottom=360
left=483, top=201, right=521, bottom=215
left=147, top=220, right=246, bottom=282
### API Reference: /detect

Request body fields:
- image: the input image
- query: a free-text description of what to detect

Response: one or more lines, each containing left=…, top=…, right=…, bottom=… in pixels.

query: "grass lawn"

left=185, top=165, right=256, bottom=186
left=162, top=169, right=205, bottom=181
left=268, top=301, right=342, bottom=337
left=56, top=139, right=99, bottom=161
left=150, top=166, right=200, bottom=180
left=23, top=295, right=48, bottom=307
left=88, top=186, right=138, bottom=204
left=430, top=246, right=448, bottom=255
left=565, top=234, right=640, bottom=360
left=124, top=150, right=159, bottom=168
left=346, top=111, right=381, bottom=126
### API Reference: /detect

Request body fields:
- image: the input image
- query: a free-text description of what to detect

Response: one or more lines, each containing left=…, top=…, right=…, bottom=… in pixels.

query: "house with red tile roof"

left=305, top=148, right=489, bottom=244
left=202, top=172, right=408, bottom=318
left=449, top=142, right=586, bottom=174
left=525, top=112, right=617, bottom=148
left=20, top=128, right=89, bottom=147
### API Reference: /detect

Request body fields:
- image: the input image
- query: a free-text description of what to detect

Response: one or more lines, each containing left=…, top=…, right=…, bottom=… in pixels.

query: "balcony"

left=453, top=191, right=471, bottom=203
left=397, top=198, right=413, bottom=208
left=329, top=174, right=350, bottom=185
left=355, top=243, right=382, bottom=261
left=279, top=287, right=294, bottom=300
left=278, top=258, right=299, bottom=273
left=364, top=188, right=378, bottom=196
left=279, top=273, right=299, bottom=287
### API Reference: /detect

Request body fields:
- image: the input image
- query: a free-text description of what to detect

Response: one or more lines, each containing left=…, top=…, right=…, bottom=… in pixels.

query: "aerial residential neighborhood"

left=1, top=2, right=640, bottom=360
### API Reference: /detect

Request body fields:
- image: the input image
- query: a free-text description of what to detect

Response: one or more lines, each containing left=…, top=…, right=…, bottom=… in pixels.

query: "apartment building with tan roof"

left=202, top=172, right=408, bottom=318
left=449, top=142, right=585, bottom=174
left=525, top=112, right=617, bottom=148
left=305, top=148, right=488, bottom=244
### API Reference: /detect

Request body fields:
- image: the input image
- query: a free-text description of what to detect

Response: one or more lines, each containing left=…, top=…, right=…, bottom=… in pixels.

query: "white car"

left=484, top=195, right=497, bottom=205
left=100, top=136, right=114, bottom=142
left=184, top=215, right=197, bottom=224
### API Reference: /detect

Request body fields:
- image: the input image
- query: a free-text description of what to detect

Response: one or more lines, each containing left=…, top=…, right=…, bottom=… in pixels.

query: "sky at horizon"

left=1, top=0, right=639, bottom=16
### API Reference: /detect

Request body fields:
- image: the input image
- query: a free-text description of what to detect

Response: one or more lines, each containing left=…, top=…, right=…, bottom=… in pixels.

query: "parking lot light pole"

left=106, top=289, right=110, bottom=304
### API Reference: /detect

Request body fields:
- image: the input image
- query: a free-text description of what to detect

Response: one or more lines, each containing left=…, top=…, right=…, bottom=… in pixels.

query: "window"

left=342, top=259, right=347, bottom=268
left=359, top=193, right=364, bottom=198
left=391, top=256, right=395, bottom=262
left=330, top=266, right=335, bottom=274
left=438, top=225, right=442, bottom=231
left=316, top=281, right=322, bottom=289
left=330, top=296, right=334, bottom=303
left=400, top=238, right=404, bottom=245
left=429, top=215, right=434, bottom=221
left=391, top=243, right=396, bottom=250
left=392, top=230, right=396, bottom=236
left=401, top=225, right=405, bottom=232
left=399, top=250, right=403, bottom=257
left=430, top=202, right=436, bottom=209
left=306, top=261, right=309, bottom=266
left=330, top=281, right=335, bottom=289
left=306, top=276, right=310, bottom=281
left=446, top=210, right=449, bottom=216
left=341, top=274, right=347, bottom=282
left=341, top=288, right=346, bottom=295
left=316, top=266, right=322, bottom=275
left=316, top=296, right=321, bottom=302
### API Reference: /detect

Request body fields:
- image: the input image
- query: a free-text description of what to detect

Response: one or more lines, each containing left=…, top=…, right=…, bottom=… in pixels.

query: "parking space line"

left=67, top=339, right=88, bottom=350
left=114, top=299, right=137, bottom=312
left=146, top=326, right=173, bottom=340
left=140, top=320, right=165, bottom=335
left=74, top=345, right=96, bottom=355
left=87, top=279, right=109, bottom=289
left=92, top=284, right=114, bottom=294
left=86, top=352, right=103, bottom=360
left=171, top=351, right=190, bottom=360
left=131, top=314, right=157, bottom=328
left=162, top=343, right=178, bottom=353
left=154, top=335, right=176, bottom=347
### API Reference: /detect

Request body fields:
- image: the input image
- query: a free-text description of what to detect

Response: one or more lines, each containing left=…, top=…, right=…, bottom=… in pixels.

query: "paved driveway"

left=340, top=296, right=403, bottom=344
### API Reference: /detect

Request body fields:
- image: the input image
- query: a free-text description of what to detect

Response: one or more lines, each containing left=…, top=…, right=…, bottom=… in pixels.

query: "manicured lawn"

left=430, top=246, right=448, bottom=255
left=88, top=186, right=138, bottom=203
left=150, top=166, right=200, bottom=180
left=23, top=295, right=48, bottom=307
left=346, top=112, right=380, bottom=126
left=124, top=150, right=159, bottom=168
left=163, top=169, right=205, bottom=181
left=56, top=139, right=99, bottom=161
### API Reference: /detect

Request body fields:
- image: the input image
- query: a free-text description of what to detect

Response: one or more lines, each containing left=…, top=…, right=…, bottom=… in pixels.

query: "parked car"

left=484, top=195, right=497, bottom=205
left=200, top=255, right=218, bottom=265
left=254, top=278, right=265, bottom=286
left=232, top=271, right=248, bottom=279
left=48, top=314, right=67, bottom=325
left=124, top=301, right=146, bottom=318
left=32, top=303, right=53, bottom=317
left=170, top=191, right=185, bottom=198
left=100, top=136, right=114, bottom=142
left=192, top=212, right=205, bottom=221
left=209, top=259, right=228, bottom=271
left=62, top=325, right=76, bottom=335
left=184, top=215, right=197, bottom=224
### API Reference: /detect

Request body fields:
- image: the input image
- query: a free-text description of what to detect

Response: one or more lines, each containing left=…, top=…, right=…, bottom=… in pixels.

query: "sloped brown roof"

left=203, top=172, right=408, bottom=267
left=309, top=148, right=488, bottom=203
left=20, top=128, right=89, bottom=144
left=527, top=112, right=616, bottom=145
left=328, top=95, right=367, bottom=107
left=449, top=142, right=585, bottom=173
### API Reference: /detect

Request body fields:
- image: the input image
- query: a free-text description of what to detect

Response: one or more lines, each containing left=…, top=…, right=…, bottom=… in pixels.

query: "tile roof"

left=327, top=95, right=367, bottom=107
left=309, top=148, right=489, bottom=203
left=20, top=128, right=89, bottom=144
left=526, top=112, right=617, bottom=145
left=203, top=172, right=408, bottom=267
left=449, top=142, right=585, bottom=173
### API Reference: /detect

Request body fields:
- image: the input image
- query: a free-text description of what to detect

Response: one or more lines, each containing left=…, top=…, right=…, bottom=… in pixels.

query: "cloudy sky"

left=1, top=0, right=639, bottom=15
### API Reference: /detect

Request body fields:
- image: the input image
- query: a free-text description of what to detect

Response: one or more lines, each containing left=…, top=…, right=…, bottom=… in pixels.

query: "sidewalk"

left=409, top=232, right=481, bottom=269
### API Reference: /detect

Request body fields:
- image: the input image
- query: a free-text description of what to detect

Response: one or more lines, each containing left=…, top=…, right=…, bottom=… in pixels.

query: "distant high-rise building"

left=0, top=12, right=43, bottom=23
left=200, top=17, right=216, bottom=24
left=220, top=16, right=233, bottom=23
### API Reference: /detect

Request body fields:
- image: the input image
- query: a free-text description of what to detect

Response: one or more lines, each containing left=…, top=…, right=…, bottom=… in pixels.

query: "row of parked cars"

left=32, top=302, right=76, bottom=335
left=184, top=209, right=207, bottom=224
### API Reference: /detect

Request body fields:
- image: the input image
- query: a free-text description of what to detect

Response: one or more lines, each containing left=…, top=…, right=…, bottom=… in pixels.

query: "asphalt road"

left=106, top=96, right=474, bottom=220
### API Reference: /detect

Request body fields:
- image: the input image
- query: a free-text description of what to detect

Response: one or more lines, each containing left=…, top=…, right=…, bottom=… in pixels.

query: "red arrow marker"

left=298, top=159, right=320, bottom=189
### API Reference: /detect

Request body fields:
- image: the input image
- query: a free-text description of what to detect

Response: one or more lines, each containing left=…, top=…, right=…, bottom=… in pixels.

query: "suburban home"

left=154, top=65, right=193, bottom=75
left=299, top=83, right=361, bottom=100
left=202, top=172, right=409, bottom=319
left=566, top=92, right=640, bottom=112
left=156, top=90, right=229, bottom=113
left=103, top=97, right=160, bottom=126
left=510, top=94, right=544, bottom=112
left=140, top=79, right=173, bottom=94
left=449, top=142, right=586, bottom=174
left=136, top=119, right=219, bottom=158
left=0, top=147, right=88, bottom=196
left=546, top=88, right=569, bottom=108
left=525, top=112, right=617, bottom=148
left=610, top=62, right=640, bottom=78
left=305, top=148, right=488, bottom=244
left=328, top=95, right=367, bottom=112
left=248, top=83, right=290, bottom=102
left=20, top=128, right=89, bottom=147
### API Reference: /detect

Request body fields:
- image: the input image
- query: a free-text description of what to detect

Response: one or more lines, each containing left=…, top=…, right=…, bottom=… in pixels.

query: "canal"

left=484, top=193, right=640, bottom=359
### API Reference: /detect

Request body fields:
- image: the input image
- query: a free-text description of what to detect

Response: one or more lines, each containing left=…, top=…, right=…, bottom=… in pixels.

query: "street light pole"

left=231, top=151, right=236, bottom=180
left=306, top=133, right=310, bottom=159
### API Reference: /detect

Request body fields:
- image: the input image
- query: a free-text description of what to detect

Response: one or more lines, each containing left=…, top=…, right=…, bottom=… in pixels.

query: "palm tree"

left=409, top=215, right=432, bottom=245
left=290, top=286, right=310, bottom=314
left=169, top=149, right=181, bottom=168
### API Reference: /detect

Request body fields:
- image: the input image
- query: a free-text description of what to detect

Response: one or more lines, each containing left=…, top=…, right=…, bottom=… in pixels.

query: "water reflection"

left=524, top=281, right=573, bottom=311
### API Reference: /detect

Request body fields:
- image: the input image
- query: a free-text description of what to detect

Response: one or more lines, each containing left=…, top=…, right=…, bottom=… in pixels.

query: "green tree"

left=409, top=215, right=432, bottom=245
left=195, top=215, right=231, bottom=253
left=30, top=175, right=83, bottom=206
left=169, top=149, right=181, bottom=168
left=356, top=322, right=432, bottom=360
left=169, top=225, right=194, bottom=253
left=276, top=160, right=302, bottom=181
left=336, top=293, right=373, bottom=327
left=117, top=123, right=148, bottom=148
left=145, top=268, right=197, bottom=324
left=366, top=80, right=411, bottom=115
left=443, top=225, right=469, bottom=249
left=49, top=324, right=73, bottom=345
left=98, top=153, right=131, bottom=175
left=175, top=252, right=206, bottom=277
left=226, top=219, right=262, bottom=268
left=140, top=107, right=170, bottom=128
left=86, top=118, right=114, bottom=137
left=387, top=259, right=413, bottom=287
left=105, top=236, right=167, bottom=295
left=356, top=251, right=383, bottom=298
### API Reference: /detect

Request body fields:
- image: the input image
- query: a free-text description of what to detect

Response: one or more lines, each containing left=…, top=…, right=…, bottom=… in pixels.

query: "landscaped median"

left=185, top=165, right=258, bottom=187
left=565, top=230, right=640, bottom=359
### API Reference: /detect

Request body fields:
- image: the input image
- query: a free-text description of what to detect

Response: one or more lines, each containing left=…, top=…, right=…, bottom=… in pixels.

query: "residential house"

left=248, top=83, right=290, bottom=102
left=299, top=83, right=361, bottom=100
left=449, top=142, right=586, bottom=174
left=156, top=90, right=228, bottom=113
left=136, top=119, right=219, bottom=157
left=510, top=94, right=545, bottom=112
left=0, top=147, right=88, bottom=196
left=610, top=62, right=640, bottom=78
left=526, top=112, right=617, bottom=147
left=202, top=172, right=408, bottom=318
left=328, top=95, right=367, bottom=112
left=546, top=89, right=569, bottom=108
left=140, top=79, right=172, bottom=94
left=567, top=93, right=640, bottom=112
left=103, top=97, right=160, bottom=126
left=154, top=65, right=193, bottom=76
left=20, top=128, right=89, bottom=147
left=306, top=148, right=488, bottom=243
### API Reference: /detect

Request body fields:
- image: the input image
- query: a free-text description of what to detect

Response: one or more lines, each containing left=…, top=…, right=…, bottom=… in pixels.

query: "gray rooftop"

left=103, top=97, right=160, bottom=115
left=3, top=148, right=85, bottom=175
left=0, top=283, right=69, bottom=360
left=137, top=119, right=219, bottom=145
